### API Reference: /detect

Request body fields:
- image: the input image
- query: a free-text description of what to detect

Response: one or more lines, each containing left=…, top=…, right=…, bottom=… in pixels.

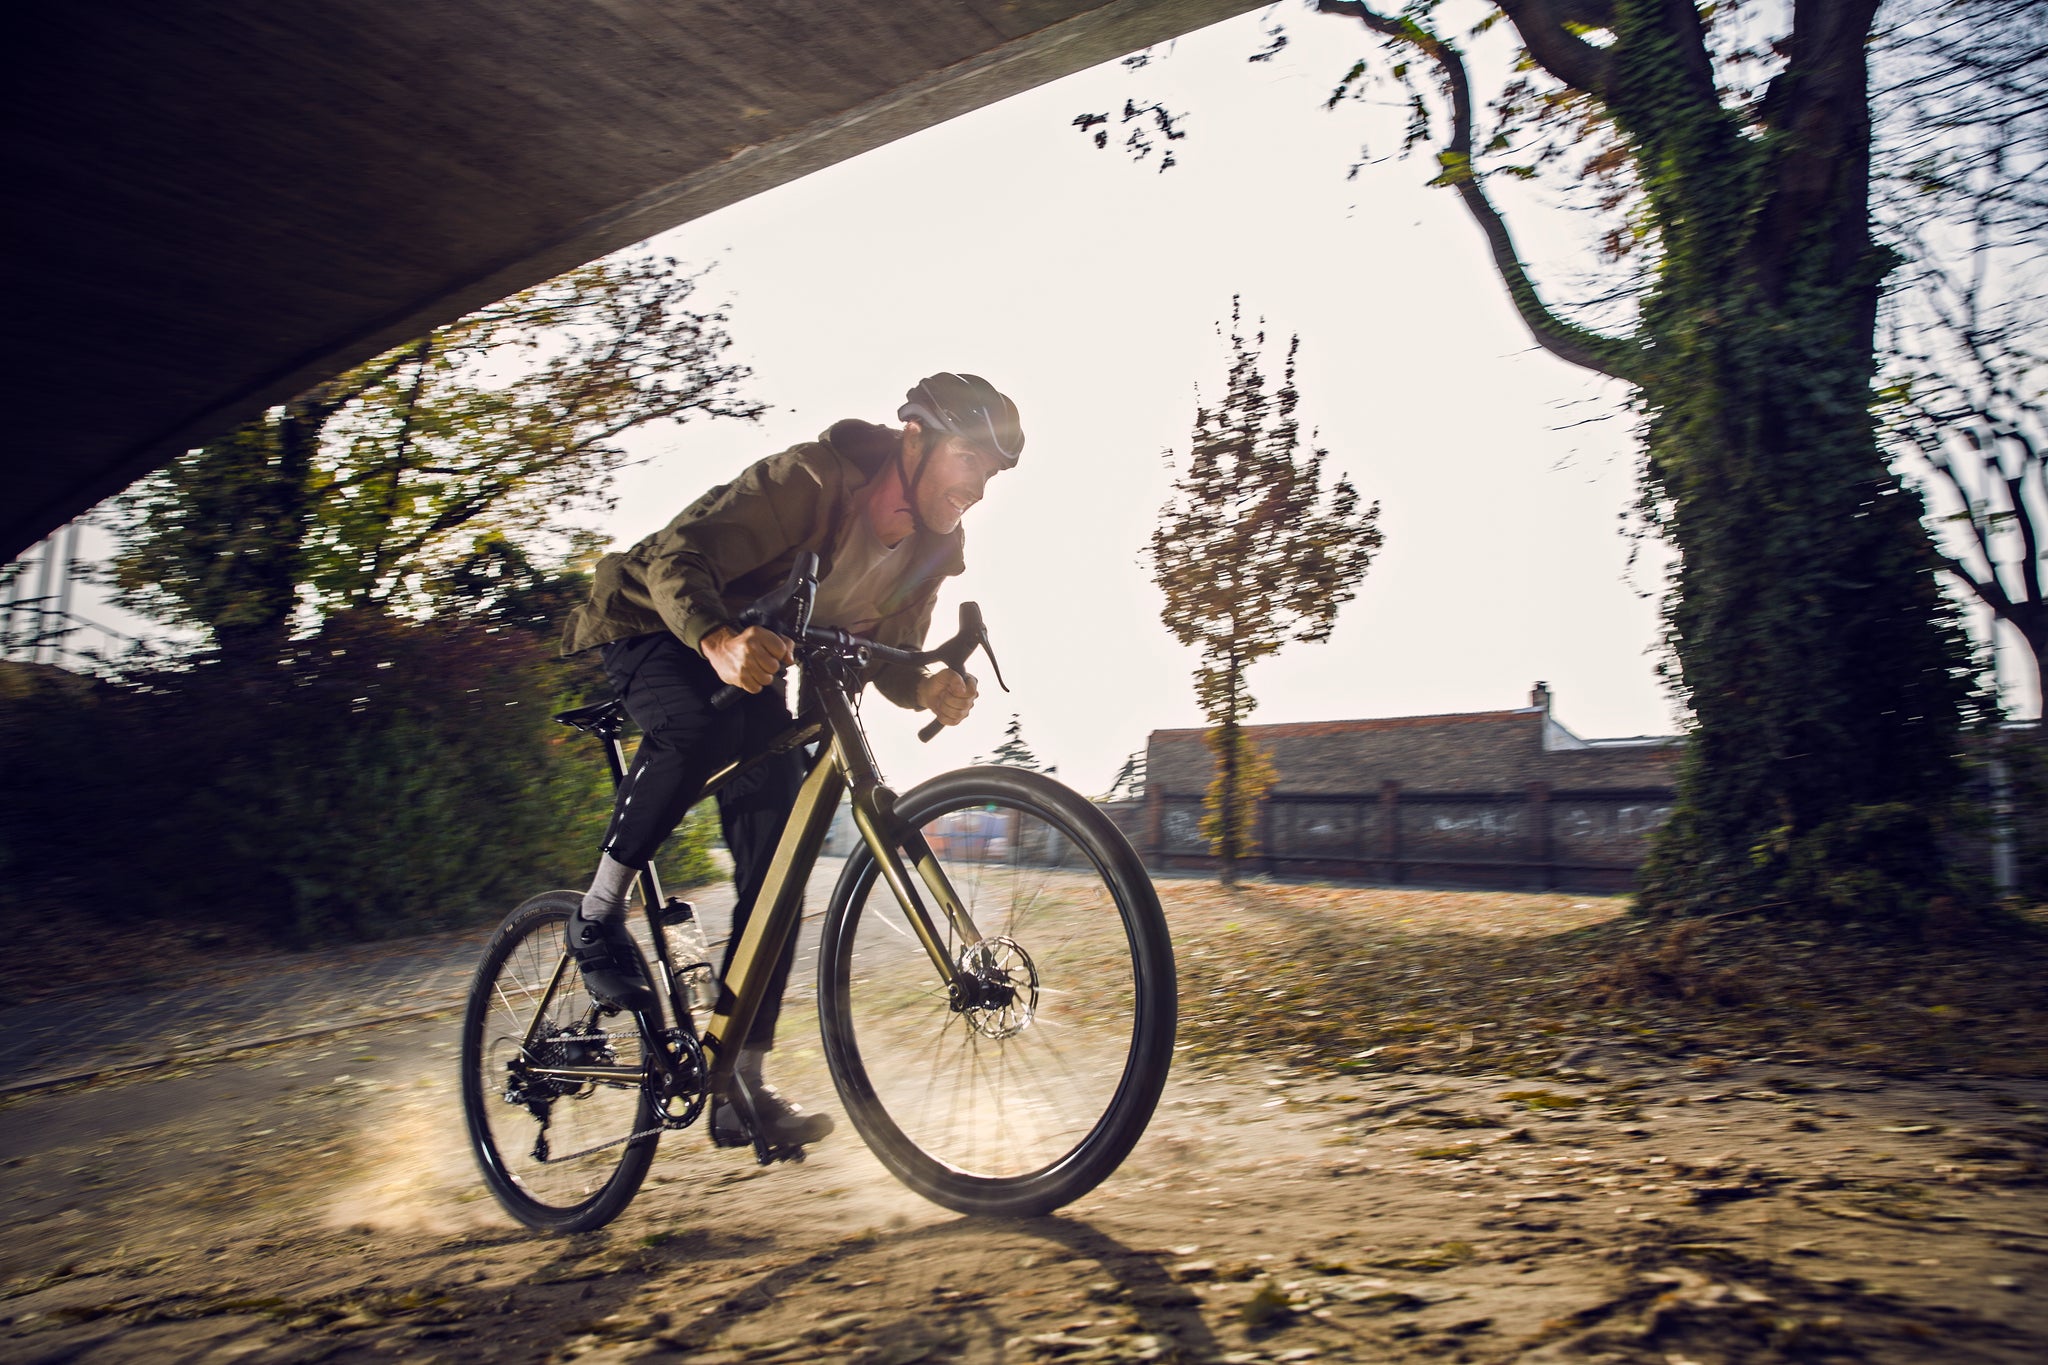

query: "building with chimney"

left=1134, top=685, right=1680, bottom=891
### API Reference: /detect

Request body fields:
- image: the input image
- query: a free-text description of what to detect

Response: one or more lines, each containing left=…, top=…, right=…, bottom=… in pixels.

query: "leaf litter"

left=1166, top=881, right=2048, bottom=1080
left=3, top=879, right=2046, bottom=1363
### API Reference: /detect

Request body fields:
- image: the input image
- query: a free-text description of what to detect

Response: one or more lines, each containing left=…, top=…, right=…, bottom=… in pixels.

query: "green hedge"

left=0, top=611, right=625, bottom=944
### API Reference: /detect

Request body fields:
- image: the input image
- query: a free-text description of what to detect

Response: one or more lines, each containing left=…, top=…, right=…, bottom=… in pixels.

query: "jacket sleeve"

left=641, top=449, right=828, bottom=651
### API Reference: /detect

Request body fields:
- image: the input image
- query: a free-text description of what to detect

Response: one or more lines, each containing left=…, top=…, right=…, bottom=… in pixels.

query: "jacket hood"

left=819, top=418, right=965, bottom=579
left=822, top=419, right=901, bottom=480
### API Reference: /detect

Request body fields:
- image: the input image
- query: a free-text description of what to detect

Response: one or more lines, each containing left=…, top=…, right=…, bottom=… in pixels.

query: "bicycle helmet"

left=898, top=373, right=1024, bottom=467
left=893, top=373, right=1023, bottom=535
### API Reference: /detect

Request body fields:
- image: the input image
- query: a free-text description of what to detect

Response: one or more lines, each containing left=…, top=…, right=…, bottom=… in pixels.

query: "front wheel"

left=817, top=767, right=1176, bottom=1216
left=460, top=891, right=659, bottom=1232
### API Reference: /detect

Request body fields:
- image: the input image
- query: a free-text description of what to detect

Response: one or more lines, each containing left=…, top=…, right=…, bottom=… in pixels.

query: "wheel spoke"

left=462, top=896, right=659, bottom=1232
left=825, top=777, right=1171, bottom=1211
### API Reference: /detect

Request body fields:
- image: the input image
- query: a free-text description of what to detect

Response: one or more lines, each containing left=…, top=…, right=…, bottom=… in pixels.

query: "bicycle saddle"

left=553, top=698, right=625, bottom=734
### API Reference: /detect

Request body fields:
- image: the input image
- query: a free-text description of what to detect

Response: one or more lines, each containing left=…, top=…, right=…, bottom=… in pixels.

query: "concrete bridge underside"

left=5, top=0, right=1256, bottom=560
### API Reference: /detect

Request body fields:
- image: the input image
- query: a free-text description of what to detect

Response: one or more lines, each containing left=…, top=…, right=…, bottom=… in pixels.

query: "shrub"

left=0, top=610, right=611, bottom=944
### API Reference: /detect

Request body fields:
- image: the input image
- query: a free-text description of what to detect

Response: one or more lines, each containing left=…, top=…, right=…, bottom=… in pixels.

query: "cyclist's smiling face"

left=872, top=425, right=1004, bottom=544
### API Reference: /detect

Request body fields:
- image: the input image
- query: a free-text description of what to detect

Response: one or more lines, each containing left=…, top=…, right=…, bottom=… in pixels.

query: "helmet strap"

left=899, top=425, right=941, bottom=537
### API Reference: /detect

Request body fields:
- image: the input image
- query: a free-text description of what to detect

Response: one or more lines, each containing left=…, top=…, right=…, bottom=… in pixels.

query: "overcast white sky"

left=600, top=6, right=1675, bottom=793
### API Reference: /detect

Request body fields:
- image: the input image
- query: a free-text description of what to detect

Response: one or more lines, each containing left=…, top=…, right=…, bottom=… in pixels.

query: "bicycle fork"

left=825, top=683, right=992, bottom=995
left=699, top=684, right=989, bottom=1081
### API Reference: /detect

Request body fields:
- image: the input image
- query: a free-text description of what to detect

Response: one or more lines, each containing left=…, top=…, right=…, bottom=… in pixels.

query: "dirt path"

left=4, top=889, right=2045, bottom=1365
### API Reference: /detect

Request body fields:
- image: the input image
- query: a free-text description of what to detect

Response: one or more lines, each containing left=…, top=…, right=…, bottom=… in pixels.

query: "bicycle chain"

left=526, top=1030, right=707, bottom=1165
left=537, top=1115, right=669, bottom=1165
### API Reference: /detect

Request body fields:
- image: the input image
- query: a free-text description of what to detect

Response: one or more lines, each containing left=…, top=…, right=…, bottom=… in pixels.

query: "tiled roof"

left=1148, top=707, right=1678, bottom=796
left=1148, top=709, right=1537, bottom=742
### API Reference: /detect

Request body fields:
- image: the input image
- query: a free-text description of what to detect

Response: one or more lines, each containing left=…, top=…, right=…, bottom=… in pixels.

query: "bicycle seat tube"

left=695, top=739, right=844, bottom=1077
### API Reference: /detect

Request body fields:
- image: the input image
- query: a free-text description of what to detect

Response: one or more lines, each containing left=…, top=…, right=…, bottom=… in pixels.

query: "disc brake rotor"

left=956, top=935, right=1039, bottom=1040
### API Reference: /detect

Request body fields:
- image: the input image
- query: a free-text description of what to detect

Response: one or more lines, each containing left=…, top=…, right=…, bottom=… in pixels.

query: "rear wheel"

left=460, top=891, right=659, bottom=1232
left=818, top=767, right=1176, bottom=1216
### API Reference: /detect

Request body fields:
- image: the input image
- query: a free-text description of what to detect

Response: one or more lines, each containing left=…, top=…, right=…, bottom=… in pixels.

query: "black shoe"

left=565, top=912, right=656, bottom=1011
left=710, top=1081, right=835, bottom=1150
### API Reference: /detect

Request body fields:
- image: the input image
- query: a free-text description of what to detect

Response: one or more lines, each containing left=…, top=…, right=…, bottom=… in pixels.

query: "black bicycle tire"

left=459, top=890, right=659, bottom=1233
left=817, top=766, right=1177, bottom=1217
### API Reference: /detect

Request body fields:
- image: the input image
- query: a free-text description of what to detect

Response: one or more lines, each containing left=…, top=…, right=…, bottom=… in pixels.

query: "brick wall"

left=1141, top=705, right=1680, bottom=891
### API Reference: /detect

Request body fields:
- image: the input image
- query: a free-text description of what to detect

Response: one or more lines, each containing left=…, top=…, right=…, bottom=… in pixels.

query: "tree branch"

left=1915, top=428, right=2017, bottom=614
left=1556, top=0, right=1617, bottom=28
left=1946, top=561, right=2016, bottom=617
left=1492, top=0, right=1621, bottom=98
left=2005, top=434, right=2044, bottom=609
left=1318, top=0, right=1643, bottom=382
left=363, top=337, right=437, bottom=594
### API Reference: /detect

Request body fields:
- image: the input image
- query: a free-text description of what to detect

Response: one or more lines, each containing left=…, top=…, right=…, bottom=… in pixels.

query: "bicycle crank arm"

left=722, top=1070, right=808, bottom=1167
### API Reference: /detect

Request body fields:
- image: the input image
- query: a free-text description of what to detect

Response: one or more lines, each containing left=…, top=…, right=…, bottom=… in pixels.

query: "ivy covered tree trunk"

left=1611, top=0, right=1971, bottom=917
left=1319, top=0, right=1974, bottom=921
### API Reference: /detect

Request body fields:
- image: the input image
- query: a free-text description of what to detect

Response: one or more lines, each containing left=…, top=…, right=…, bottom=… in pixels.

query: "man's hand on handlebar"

left=702, top=624, right=793, bottom=693
left=918, top=669, right=978, bottom=727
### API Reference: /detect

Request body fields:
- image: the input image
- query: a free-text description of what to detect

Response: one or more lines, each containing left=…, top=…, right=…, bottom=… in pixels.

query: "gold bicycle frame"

left=697, top=679, right=986, bottom=1072
left=520, top=670, right=991, bottom=1101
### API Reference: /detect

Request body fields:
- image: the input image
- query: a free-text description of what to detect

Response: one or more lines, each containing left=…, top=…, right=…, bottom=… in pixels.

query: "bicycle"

left=460, top=553, right=1177, bottom=1232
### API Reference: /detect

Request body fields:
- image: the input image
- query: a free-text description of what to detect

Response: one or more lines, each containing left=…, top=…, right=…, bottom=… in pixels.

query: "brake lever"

left=918, top=602, right=1011, bottom=743
left=977, top=626, right=1010, bottom=695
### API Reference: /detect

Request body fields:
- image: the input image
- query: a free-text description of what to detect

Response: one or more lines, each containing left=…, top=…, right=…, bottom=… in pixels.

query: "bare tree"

left=1878, top=1, right=2048, bottom=697
left=1886, top=232, right=2047, bottom=688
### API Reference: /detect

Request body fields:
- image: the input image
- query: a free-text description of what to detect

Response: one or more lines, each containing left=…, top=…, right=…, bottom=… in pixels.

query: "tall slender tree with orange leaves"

left=1151, top=303, right=1383, bottom=884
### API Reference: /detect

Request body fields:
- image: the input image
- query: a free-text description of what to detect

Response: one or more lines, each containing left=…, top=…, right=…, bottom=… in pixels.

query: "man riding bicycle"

left=558, top=373, right=1022, bottom=1150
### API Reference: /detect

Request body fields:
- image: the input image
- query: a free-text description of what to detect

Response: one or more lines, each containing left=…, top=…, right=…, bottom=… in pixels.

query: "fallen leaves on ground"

left=1163, top=881, right=2048, bottom=1082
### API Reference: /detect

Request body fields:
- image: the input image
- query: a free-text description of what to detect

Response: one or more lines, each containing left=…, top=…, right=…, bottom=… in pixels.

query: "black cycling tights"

left=600, top=632, right=805, bottom=1048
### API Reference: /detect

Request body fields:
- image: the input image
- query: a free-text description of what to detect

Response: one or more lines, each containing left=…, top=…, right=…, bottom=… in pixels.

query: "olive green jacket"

left=559, top=420, right=965, bottom=709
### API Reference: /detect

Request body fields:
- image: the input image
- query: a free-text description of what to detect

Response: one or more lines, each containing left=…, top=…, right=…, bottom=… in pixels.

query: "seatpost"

left=599, top=726, right=629, bottom=791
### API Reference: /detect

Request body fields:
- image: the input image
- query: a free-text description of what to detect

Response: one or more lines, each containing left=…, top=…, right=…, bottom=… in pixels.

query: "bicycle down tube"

left=697, top=676, right=987, bottom=1073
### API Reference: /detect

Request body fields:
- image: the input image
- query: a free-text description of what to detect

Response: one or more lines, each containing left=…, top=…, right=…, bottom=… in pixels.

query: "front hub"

left=951, top=936, right=1039, bottom=1039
